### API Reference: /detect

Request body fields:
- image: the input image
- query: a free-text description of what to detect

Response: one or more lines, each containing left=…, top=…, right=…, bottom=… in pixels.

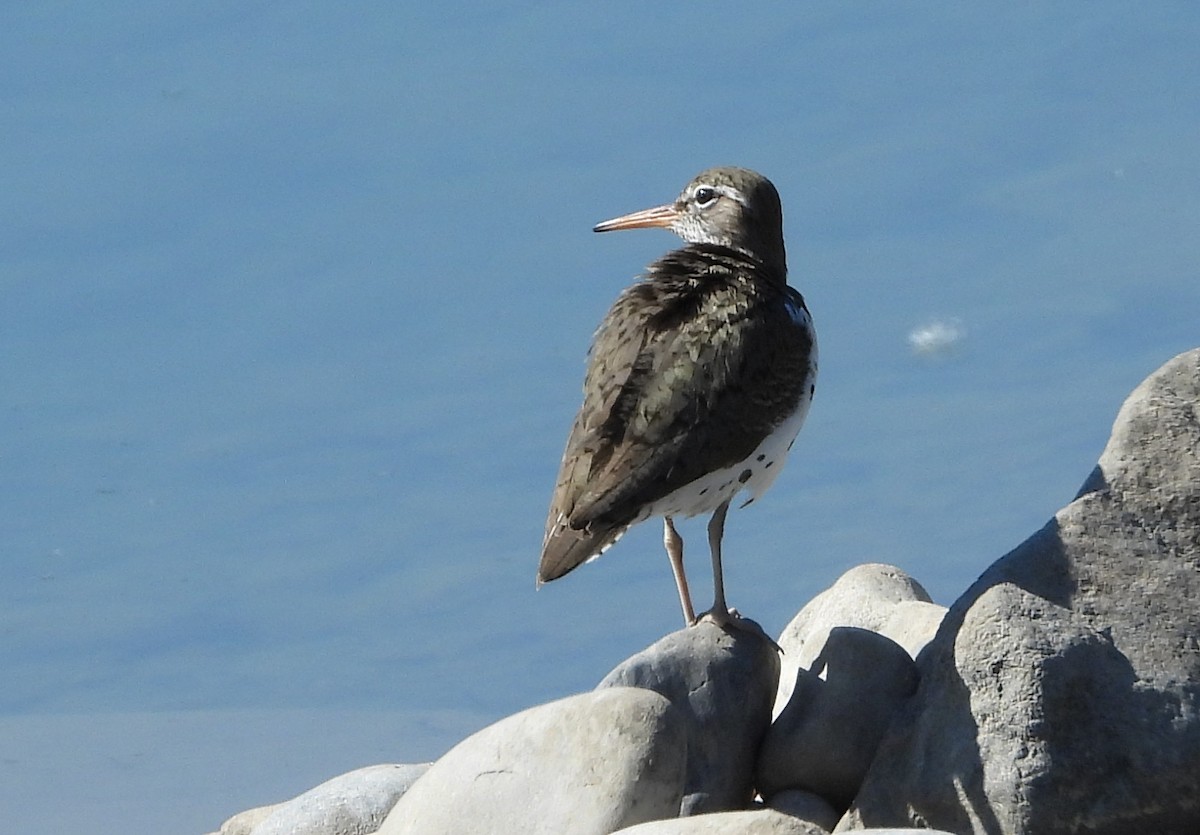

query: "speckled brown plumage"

left=538, top=167, right=818, bottom=627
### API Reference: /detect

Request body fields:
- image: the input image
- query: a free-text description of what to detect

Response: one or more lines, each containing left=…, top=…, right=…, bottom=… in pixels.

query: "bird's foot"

left=696, top=606, right=782, bottom=653
left=696, top=604, right=740, bottom=628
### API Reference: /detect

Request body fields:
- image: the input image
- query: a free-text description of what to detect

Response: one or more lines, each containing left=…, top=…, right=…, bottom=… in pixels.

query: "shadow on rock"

left=757, top=626, right=917, bottom=809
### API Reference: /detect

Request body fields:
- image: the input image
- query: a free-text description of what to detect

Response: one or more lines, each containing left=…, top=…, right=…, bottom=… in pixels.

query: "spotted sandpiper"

left=537, top=167, right=818, bottom=629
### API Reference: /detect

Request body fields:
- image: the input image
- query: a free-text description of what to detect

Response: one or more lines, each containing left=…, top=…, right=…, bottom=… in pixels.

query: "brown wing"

left=537, top=284, right=663, bottom=583
left=538, top=269, right=765, bottom=583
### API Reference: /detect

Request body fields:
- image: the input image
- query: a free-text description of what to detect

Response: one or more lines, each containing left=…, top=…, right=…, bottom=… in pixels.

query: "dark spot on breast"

left=809, top=384, right=815, bottom=396
left=765, top=461, right=774, bottom=469
left=699, top=488, right=708, bottom=496
left=756, top=454, right=766, bottom=462
left=738, top=468, right=752, bottom=484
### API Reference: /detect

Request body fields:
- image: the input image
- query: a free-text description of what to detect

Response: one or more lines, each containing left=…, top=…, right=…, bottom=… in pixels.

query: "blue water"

left=2, top=4, right=1198, bottom=832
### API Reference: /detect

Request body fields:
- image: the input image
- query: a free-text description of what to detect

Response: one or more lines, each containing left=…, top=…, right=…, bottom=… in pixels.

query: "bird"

left=537, top=166, right=817, bottom=629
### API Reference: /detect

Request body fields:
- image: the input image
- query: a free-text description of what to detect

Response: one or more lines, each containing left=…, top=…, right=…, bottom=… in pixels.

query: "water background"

left=3, top=4, right=1198, bottom=832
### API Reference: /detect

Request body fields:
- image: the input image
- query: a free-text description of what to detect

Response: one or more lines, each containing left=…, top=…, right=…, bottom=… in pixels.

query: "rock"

left=377, top=687, right=686, bottom=835
left=841, top=348, right=1200, bottom=833
left=764, top=789, right=840, bottom=831
left=250, top=763, right=429, bottom=835
left=599, top=619, right=780, bottom=814
left=878, top=600, right=947, bottom=661
left=758, top=626, right=917, bottom=807
left=216, top=803, right=279, bottom=835
left=845, top=831, right=957, bottom=835
left=774, top=564, right=933, bottom=717
left=610, top=808, right=827, bottom=834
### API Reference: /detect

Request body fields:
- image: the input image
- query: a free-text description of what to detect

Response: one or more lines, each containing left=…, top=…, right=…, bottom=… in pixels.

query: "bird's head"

left=593, top=166, right=786, bottom=271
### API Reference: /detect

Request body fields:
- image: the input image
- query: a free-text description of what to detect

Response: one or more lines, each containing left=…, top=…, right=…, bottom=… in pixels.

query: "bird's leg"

left=698, top=500, right=781, bottom=651
left=663, top=517, right=697, bottom=626
left=701, top=498, right=736, bottom=626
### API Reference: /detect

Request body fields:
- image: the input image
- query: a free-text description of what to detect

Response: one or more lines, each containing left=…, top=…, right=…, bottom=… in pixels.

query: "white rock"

left=847, top=830, right=958, bottom=834
left=877, top=600, right=946, bottom=660
left=217, top=802, right=280, bottom=834
left=378, top=687, right=686, bottom=835
left=774, top=564, right=932, bottom=717
left=841, top=348, right=1200, bottom=833
left=250, top=763, right=429, bottom=835
left=599, top=619, right=779, bottom=814
left=611, top=808, right=826, bottom=834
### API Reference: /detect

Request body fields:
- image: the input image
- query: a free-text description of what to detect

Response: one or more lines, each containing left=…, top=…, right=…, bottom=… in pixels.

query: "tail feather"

left=537, top=519, right=626, bottom=585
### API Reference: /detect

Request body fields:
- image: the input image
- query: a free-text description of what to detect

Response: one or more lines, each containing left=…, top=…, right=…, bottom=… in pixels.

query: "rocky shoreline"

left=209, top=348, right=1200, bottom=835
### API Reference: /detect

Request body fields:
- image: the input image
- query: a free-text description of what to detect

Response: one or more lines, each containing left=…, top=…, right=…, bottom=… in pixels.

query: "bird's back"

left=538, top=244, right=814, bottom=583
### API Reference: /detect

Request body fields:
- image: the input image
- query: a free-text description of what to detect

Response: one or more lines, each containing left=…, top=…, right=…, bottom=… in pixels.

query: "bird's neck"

left=691, top=241, right=792, bottom=286
left=684, top=232, right=786, bottom=281
left=669, top=242, right=789, bottom=289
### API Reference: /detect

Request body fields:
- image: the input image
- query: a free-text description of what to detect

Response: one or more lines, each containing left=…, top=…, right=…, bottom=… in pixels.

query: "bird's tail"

left=537, top=518, right=626, bottom=586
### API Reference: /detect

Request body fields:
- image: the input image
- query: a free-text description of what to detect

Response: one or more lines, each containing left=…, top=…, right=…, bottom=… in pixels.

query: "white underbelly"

left=640, top=380, right=815, bottom=521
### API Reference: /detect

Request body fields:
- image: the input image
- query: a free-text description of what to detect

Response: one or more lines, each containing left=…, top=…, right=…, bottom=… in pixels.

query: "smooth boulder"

left=878, top=600, right=947, bottom=661
left=250, top=763, right=429, bottom=835
left=758, top=626, right=917, bottom=806
left=763, top=789, right=840, bottom=832
left=841, top=348, right=1200, bottom=833
left=599, top=619, right=780, bottom=814
left=378, top=687, right=686, bottom=835
left=215, top=803, right=280, bottom=835
left=610, top=808, right=827, bottom=834
left=774, top=564, right=934, bottom=717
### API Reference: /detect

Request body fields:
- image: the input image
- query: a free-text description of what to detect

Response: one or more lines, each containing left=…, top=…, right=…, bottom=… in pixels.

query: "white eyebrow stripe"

left=690, top=183, right=746, bottom=206
left=712, top=184, right=747, bottom=205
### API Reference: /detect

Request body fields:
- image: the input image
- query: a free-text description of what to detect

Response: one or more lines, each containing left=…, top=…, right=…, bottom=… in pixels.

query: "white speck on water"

left=908, top=318, right=966, bottom=357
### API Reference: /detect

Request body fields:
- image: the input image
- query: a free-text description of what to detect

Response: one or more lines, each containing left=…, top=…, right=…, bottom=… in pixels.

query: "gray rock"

left=764, top=788, right=840, bottom=831
left=758, top=626, right=917, bottom=807
left=774, top=564, right=932, bottom=717
left=878, top=600, right=947, bottom=661
left=250, top=763, right=429, bottom=835
left=841, top=348, right=1200, bottom=833
left=611, top=808, right=827, bottom=834
left=599, top=619, right=780, bottom=814
left=377, top=687, right=686, bottom=835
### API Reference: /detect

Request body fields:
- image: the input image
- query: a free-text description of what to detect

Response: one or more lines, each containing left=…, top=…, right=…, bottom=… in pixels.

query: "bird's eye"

left=694, top=187, right=718, bottom=207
